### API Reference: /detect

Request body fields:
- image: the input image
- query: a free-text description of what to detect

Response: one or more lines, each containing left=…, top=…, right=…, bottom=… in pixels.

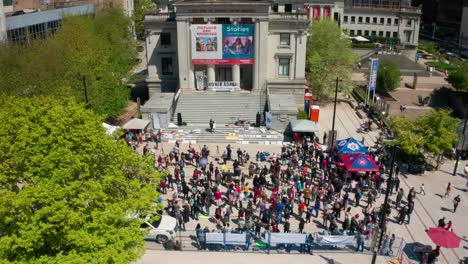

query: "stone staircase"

left=160, top=125, right=284, bottom=144
left=171, top=92, right=266, bottom=126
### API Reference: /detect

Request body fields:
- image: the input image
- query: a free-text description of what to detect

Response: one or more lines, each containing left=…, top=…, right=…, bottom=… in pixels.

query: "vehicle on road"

left=141, top=215, right=177, bottom=243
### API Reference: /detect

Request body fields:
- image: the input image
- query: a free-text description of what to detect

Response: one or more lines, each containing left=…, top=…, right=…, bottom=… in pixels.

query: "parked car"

left=141, top=215, right=177, bottom=243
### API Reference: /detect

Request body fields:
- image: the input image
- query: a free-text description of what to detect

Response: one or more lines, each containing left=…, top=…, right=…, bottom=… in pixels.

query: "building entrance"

left=215, top=66, right=233, bottom=81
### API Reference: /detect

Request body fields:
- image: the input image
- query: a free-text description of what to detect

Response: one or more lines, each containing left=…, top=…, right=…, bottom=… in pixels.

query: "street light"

left=371, top=145, right=399, bottom=264
left=330, top=77, right=341, bottom=146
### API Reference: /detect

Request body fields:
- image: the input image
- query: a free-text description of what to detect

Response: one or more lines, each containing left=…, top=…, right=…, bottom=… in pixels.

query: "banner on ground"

left=368, top=58, right=379, bottom=92
left=269, top=233, right=307, bottom=244
left=316, top=234, right=355, bottom=246
left=191, top=24, right=254, bottom=65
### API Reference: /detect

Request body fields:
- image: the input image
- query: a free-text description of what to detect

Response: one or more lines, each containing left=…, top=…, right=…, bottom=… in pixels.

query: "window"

left=161, top=32, right=171, bottom=46
left=278, top=58, right=290, bottom=76
left=343, top=16, right=348, bottom=23
left=351, top=16, right=355, bottom=23
left=387, top=18, right=392, bottom=25
left=357, top=30, right=362, bottom=35
left=386, top=31, right=391, bottom=37
left=350, top=30, right=355, bottom=36
left=394, top=18, right=399, bottom=25
left=364, top=30, right=369, bottom=36
left=279, top=33, right=290, bottom=46
left=373, top=17, right=377, bottom=24
left=406, top=20, right=412, bottom=26
left=393, top=32, right=398, bottom=38
left=272, top=4, right=278, bottom=12
left=380, top=18, right=384, bottom=24
left=405, top=31, right=411, bottom=42
left=379, top=31, right=384, bottom=36
left=284, top=4, right=292, bottom=12
left=365, top=17, right=370, bottom=24
left=371, top=30, right=376, bottom=37
left=358, top=16, right=362, bottom=24
left=161, top=57, right=173, bottom=75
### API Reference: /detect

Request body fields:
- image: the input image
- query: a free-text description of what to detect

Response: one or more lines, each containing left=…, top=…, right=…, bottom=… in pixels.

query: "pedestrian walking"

left=395, top=188, right=404, bottom=208
left=443, top=182, right=451, bottom=198
left=453, top=195, right=461, bottom=213
left=406, top=201, right=414, bottom=224
left=397, top=206, right=407, bottom=225
left=355, top=232, right=365, bottom=252
left=418, top=183, right=426, bottom=195
left=437, top=217, right=446, bottom=227
left=388, top=233, right=396, bottom=256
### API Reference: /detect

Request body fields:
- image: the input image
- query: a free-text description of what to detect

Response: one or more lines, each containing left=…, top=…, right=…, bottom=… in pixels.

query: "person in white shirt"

left=418, top=183, right=426, bottom=196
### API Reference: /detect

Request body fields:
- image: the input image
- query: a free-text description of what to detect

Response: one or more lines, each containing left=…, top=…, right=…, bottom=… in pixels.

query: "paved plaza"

left=141, top=102, right=467, bottom=264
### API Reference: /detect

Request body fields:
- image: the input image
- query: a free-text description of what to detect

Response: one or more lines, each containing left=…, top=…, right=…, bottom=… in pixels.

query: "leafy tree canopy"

left=306, top=20, right=356, bottom=98
left=0, top=8, right=137, bottom=116
left=389, top=109, right=459, bottom=158
left=447, top=62, right=468, bottom=92
left=134, top=0, right=156, bottom=39
left=376, top=61, right=401, bottom=93
left=0, top=95, right=162, bottom=263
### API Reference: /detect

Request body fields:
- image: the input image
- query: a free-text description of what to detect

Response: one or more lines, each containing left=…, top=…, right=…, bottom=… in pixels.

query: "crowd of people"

left=151, top=136, right=430, bottom=257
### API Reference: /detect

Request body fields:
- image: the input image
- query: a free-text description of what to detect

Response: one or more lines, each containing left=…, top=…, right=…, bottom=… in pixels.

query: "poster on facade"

left=195, top=71, right=205, bottom=90
left=265, top=112, right=272, bottom=129
left=191, top=24, right=254, bottom=65
left=368, top=58, right=379, bottom=92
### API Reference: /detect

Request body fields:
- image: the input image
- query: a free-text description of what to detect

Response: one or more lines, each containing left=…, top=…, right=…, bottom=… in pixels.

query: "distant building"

left=5, top=4, right=94, bottom=44
left=420, top=0, right=463, bottom=43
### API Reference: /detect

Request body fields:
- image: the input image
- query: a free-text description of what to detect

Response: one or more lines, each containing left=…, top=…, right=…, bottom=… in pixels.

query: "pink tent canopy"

left=341, top=153, right=379, bottom=172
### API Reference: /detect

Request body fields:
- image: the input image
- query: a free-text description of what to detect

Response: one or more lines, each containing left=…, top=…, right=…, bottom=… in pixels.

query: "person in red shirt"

left=298, top=201, right=306, bottom=218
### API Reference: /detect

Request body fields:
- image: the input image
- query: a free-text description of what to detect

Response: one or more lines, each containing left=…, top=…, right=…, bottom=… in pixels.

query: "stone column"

left=231, top=18, right=241, bottom=90
left=207, top=65, right=215, bottom=89
left=320, top=6, right=324, bottom=20
left=0, top=0, right=6, bottom=43
left=308, top=5, right=313, bottom=25
left=253, top=19, right=260, bottom=91
left=233, top=64, right=240, bottom=89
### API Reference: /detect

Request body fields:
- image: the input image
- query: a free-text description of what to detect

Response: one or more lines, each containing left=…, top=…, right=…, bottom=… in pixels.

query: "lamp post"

left=371, top=145, right=398, bottom=264
left=453, top=115, right=467, bottom=176
left=330, top=77, right=340, bottom=146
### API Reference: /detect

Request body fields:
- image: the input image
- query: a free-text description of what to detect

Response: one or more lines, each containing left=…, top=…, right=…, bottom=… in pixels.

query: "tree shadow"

left=454, top=187, right=468, bottom=192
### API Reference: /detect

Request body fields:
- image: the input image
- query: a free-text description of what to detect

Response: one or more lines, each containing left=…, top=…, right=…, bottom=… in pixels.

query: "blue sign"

left=368, top=58, right=379, bottom=92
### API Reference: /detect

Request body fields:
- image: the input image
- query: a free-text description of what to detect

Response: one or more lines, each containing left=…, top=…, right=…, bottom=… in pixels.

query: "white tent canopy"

left=353, top=36, right=370, bottom=42
left=102, top=123, right=120, bottom=135
left=123, top=118, right=151, bottom=130
left=290, top=119, right=319, bottom=133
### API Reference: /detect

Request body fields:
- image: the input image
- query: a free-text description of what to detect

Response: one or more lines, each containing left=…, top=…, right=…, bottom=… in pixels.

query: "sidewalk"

left=138, top=250, right=389, bottom=264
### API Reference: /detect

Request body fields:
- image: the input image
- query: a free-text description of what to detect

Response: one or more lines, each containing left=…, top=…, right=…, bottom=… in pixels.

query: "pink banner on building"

left=312, top=6, right=320, bottom=20
left=192, top=59, right=254, bottom=65
left=323, top=6, right=331, bottom=18
left=303, top=5, right=310, bottom=19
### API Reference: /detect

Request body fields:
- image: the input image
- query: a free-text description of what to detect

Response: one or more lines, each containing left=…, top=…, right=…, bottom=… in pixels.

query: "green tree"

left=447, top=62, right=468, bottom=91
left=0, top=95, right=162, bottom=263
left=388, top=115, right=425, bottom=155
left=389, top=109, right=459, bottom=168
left=134, top=0, right=156, bottom=39
left=376, top=61, right=400, bottom=93
left=0, top=8, right=136, bottom=117
left=306, top=20, right=356, bottom=99
left=417, top=109, right=459, bottom=166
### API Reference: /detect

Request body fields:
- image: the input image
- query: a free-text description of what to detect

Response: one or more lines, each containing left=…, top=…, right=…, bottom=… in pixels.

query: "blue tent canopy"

left=336, top=137, right=368, bottom=154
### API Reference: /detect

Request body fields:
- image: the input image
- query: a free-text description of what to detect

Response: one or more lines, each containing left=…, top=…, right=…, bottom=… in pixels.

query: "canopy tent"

left=353, top=36, right=370, bottom=42
left=336, top=137, right=368, bottom=154
left=102, top=122, right=120, bottom=135
left=123, top=118, right=151, bottom=130
left=290, top=119, right=319, bottom=133
left=341, top=153, right=379, bottom=172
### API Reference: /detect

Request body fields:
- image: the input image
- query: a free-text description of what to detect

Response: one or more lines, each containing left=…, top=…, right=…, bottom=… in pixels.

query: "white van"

left=141, top=215, right=177, bottom=243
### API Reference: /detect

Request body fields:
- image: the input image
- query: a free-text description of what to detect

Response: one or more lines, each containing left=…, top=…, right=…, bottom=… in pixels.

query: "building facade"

left=144, top=0, right=309, bottom=102
left=4, top=4, right=94, bottom=44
